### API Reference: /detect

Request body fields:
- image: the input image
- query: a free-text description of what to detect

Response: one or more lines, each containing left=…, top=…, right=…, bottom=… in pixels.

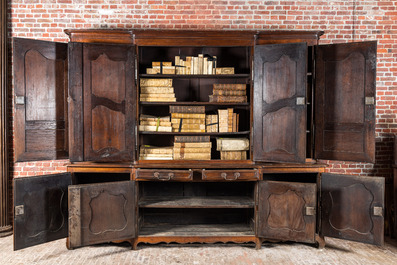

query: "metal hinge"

left=15, top=205, right=24, bottom=216
left=296, top=97, right=306, bottom=105
left=305, top=206, right=316, bottom=216
left=15, top=96, right=25, bottom=105
left=373, top=206, right=383, bottom=216
left=365, top=97, right=375, bottom=105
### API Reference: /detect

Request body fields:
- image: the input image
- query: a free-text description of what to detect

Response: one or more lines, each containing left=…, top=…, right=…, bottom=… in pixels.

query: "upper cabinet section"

left=13, top=38, right=68, bottom=162
left=314, top=41, right=377, bottom=163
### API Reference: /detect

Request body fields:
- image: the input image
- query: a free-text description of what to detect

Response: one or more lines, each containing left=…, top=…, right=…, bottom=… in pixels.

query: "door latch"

left=15, top=205, right=24, bottom=216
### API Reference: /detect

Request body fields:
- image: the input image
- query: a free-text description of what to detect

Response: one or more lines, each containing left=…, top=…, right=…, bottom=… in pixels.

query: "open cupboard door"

left=14, top=173, right=71, bottom=250
left=253, top=43, right=307, bottom=163
left=13, top=38, right=68, bottom=162
left=68, top=181, right=136, bottom=249
left=321, top=173, right=384, bottom=246
left=314, top=41, right=376, bottom=163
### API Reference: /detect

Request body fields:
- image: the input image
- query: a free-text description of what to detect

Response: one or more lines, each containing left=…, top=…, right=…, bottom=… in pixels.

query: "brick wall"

left=7, top=0, right=397, bottom=233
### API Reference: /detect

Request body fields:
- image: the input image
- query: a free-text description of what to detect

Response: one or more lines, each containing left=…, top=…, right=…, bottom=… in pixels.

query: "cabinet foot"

left=66, top=238, right=73, bottom=250
left=131, top=239, right=139, bottom=250
left=255, top=238, right=262, bottom=249
left=315, top=234, right=325, bottom=249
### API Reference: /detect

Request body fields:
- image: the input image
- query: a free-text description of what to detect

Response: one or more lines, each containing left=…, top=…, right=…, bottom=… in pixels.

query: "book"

left=171, top=113, right=206, bottom=119
left=139, top=125, right=172, bottom=132
left=173, top=147, right=212, bottom=153
left=174, top=152, right=211, bottom=160
left=140, top=145, right=173, bottom=155
left=220, top=151, right=247, bottom=160
left=198, top=54, right=203, bottom=74
left=209, top=95, right=247, bottom=103
left=152, top=62, right=172, bottom=67
left=171, top=124, right=206, bottom=130
left=139, top=155, right=173, bottom=160
left=213, top=89, right=246, bottom=96
left=140, top=97, right=176, bottom=102
left=140, top=115, right=170, bottom=122
left=213, top=84, right=246, bottom=90
left=228, top=108, right=233, bottom=132
left=175, top=56, right=180, bottom=74
left=218, top=109, right=229, bottom=132
left=174, top=135, right=210, bottom=143
left=140, top=78, right=172, bottom=87
left=172, top=128, right=206, bottom=133
left=141, top=93, right=175, bottom=98
left=146, top=66, right=175, bottom=75
left=140, top=121, right=172, bottom=126
left=174, top=142, right=212, bottom=148
left=171, top=118, right=206, bottom=124
left=186, top=56, right=192, bottom=74
left=141, top=86, right=174, bottom=94
left=170, top=105, right=205, bottom=114
left=216, top=67, right=235, bottom=75
left=203, top=57, right=208, bottom=74
left=193, top=57, right=199, bottom=75
left=216, top=138, right=250, bottom=151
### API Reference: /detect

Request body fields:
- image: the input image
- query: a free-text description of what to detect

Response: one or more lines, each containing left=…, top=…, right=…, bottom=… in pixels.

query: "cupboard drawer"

left=202, top=169, right=259, bottom=181
left=136, top=169, right=193, bottom=181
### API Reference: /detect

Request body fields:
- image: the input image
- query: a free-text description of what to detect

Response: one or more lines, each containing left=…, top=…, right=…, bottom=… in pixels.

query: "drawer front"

left=136, top=169, right=193, bottom=181
left=202, top=169, right=259, bottom=181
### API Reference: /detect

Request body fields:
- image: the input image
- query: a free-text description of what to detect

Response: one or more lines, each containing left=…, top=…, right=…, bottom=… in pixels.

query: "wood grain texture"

left=13, top=38, right=68, bottom=162
left=139, top=196, right=254, bottom=208
left=321, top=173, right=384, bottom=246
left=253, top=43, right=307, bottom=163
left=314, top=41, right=376, bottom=163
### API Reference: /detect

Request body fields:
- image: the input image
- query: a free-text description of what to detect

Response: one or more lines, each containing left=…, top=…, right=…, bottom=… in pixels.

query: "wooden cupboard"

left=13, top=30, right=384, bottom=250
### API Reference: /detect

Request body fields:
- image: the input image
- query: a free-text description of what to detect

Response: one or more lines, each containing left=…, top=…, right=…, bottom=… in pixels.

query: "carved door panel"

left=253, top=43, right=307, bottom=163
left=321, top=173, right=384, bottom=246
left=315, top=41, right=376, bottom=162
left=257, top=180, right=316, bottom=243
left=83, top=44, right=136, bottom=162
left=14, top=173, right=71, bottom=250
left=68, top=181, right=136, bottom=249
left=13, top=38, right=68, bottom=162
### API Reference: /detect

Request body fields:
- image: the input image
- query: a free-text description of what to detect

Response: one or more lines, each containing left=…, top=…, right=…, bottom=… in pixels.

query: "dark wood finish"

left=0, top=0, right=11, bottom=235
left=257, top=180, right=317, bottom=243
left=393, top=135, right=397, bottom=239
left=68, top=180, right=136, bottom=249
left=139, top=196, right=254, bottom=208
left=13, top=173, right=71, bottom=250
left=68, top=43, right=84, bottom=162
left=253, top=43, right=307, bottom=163
left=256, top=31, right=323, bottom=46
left=136, top=169, right=193, bottom=181
left=321, top=173, right=384, bottom=246
left=202, top=169, right=259, bottom=181
left=13, top=38, right=68, bottom=162
left=64, top=29, right=133, bottom=44
left=315, top=41, right=377, bottom=162
left=83, top=43, right=136, bottom=162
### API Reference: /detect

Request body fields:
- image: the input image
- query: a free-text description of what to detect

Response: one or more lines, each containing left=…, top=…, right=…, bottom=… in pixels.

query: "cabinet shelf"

left=139, top=196, right=254, bottom=208
left=138, top=131, right=250, bottom=135
left=139, top=223, right=254, bottom=237
left=140, top=74, right=250, bottom=79
left=139, top=101, right=250, bottom=106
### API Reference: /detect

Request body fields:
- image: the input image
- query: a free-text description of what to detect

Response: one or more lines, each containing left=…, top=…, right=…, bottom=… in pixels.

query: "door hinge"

left=305, top=206, right=316, bottom=216
left=373, top=206, right=383, bottom=217
left=365, top=97, right=375, bottom=105
left=15, top=205, right=24, bottom=216
left=296, top=97, right=306, bottom=105
left=15, top=96, right=25, bottom=105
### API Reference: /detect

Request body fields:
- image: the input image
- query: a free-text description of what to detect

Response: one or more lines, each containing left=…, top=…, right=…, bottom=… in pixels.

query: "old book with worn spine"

left=216, top=138, right=249, bottom=151
left=213, top=84, right=246, bottom=90
left=171, top=113, right=206, bottom=119
left=174, top=135, right=210, bottom=143
left=209, top=95, right=247, bottom=103
left=174, top=142, right=212, bottom=148
left=140, top=78, right=172, bottom=87
left=141, top=86, right=174, bottom=94
left=170, top=105, right=205, bottom=114
left=220, top=151, right=247, bottom=160
left=215, top=67, right=234, bottom=74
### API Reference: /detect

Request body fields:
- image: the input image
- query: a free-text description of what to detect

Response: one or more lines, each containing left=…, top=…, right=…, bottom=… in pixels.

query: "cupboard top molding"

left=64, top=29, right=324, bottom=46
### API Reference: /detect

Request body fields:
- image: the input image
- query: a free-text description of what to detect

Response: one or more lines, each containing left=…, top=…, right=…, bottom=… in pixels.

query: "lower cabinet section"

left=13, top=167, right=385, bottom=251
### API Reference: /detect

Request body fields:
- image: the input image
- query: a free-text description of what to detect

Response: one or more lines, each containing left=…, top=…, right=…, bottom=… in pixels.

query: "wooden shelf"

left=138, top=131, right=250, bottom=135
left=139, top=101, right=250, bottom=106
left=139, top=223, right=254, bottom=237
left=139, top=196, right=254, bottom=208
left=139, top=74, right=250, bottom=79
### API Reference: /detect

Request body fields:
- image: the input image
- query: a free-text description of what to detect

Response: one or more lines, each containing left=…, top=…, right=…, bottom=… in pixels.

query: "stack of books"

left=206, top=114, right=219, bottom=132
left=170, top=106, right=206, bottom=133
left=146, top=62, right=176, bottom=75
left=209, top=84, right=247, bottom=103
left=139, top=145, right=174, bottom=160
left=215, top=67, right=235, bottom=75
left=216, top=138, right=249, bottom=160
left=139, top=114, right=172, bottom=132
left=140, top=78, right=176, bottom=102
left=218, top=108, right=239, bottom=132
left=173, top=136, right=212, bottom=160
left=175, top=54, right=216, bottom=75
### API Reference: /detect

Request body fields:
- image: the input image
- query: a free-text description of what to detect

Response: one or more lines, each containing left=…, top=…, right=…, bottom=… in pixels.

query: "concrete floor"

left=1, top=235, right=397, bottom=265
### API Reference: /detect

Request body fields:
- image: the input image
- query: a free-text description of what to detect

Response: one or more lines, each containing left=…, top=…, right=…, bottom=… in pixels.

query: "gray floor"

left=1, top=235, right=397, bottom=265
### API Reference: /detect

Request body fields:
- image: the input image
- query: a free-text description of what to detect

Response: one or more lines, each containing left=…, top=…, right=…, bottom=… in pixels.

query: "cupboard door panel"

left=321, top=173, right=384, bottom=246
left=13, top=38, right=68, bottom=162
left=257, top=180, right=316, bottom=243
left=83, top=44, right=135, bottom=162
left=253, top=43, right=307, bottom=163
left=14, top=173, right=71, bottom=250
left=315, top=41, right=376, bottom=162
left=68, top=181, right=136, bottom=249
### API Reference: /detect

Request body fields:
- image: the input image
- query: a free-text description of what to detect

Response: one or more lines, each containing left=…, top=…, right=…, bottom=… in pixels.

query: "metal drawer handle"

left=153, top=172, right=174, bottom=181
left=221, top=172, right=240, bottom=180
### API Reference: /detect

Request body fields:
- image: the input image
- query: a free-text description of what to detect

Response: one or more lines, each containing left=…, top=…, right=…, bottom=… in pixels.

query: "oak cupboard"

left=13, top=30, right=384, bottom=251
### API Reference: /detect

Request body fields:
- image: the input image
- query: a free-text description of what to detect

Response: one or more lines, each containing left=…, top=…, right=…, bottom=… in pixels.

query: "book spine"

left=171, top=124, right=206, bottom=130
left=193, top=57, right=199, bottom=75
left=170, top=105, right=205, bottom=114
left=171, top=113, right=206, bottom=119
left=171, top=118, right=206, bottom=124
left=140, top=147, right=173, bottom=155
left=174, top=135, right=210, bottom=143
left=216, top=138, right=250, bottom=151
left=209, top=95, right=247, bottom=103
left=198, top=54, right=203, bottom=74
left=175, top=56, right=180, bottom=75
left=140, top=97, right=176, bottom=102
left=228, top=108, right=233, bottom=132
left=213, top=90, right=246, bottom=96
left=173, top=147, right=212, bottom=153
left=215, top=67, right=235, bottom=75
left=203, top=57, right=208, bottom=75
left=220, top=151, right=247, bottom=160
left=213, top=84, right=246, bottom=90
left=174, top=142, right=212, bottom=148
left=140, top=115, right=170, bottom=121
left=139, top=125, right=172, bottom=132
left=174, top=152, right=211, bottom=160
left=140, top=78, right=173, bottom=87
left=140, top=93, right=175, bottom=98
left=140, top=121, right=172, bottom=126
left=141, top=86, right=174, bottom=94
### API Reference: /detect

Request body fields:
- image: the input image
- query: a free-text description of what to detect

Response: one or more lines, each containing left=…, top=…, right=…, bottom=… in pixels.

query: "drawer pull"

left=153, top=172, right=174, bottom=181
left=221, top=172, right=240, bottom=180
